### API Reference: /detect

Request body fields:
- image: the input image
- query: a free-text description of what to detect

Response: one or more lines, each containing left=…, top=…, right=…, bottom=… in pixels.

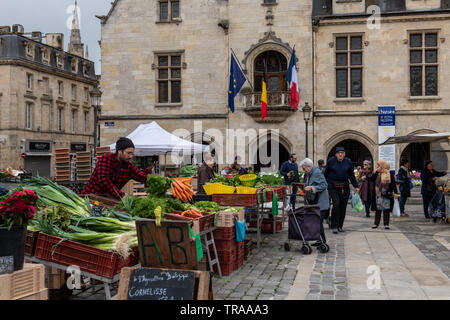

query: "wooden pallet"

left=0, top=263, right=46, bottom=300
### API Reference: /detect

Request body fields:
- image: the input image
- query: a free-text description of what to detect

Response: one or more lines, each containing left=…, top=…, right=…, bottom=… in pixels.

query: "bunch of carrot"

left=179, top=208, right=203, bottom=218
left=171, top=177, right=195, bottom=202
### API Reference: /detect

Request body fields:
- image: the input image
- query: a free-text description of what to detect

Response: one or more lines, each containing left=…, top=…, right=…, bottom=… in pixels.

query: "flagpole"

left=230, top=48, right=253, bottom=91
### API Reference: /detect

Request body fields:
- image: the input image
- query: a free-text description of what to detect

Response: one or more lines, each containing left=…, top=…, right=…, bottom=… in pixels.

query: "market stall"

left=109, top=121, right=209, bottom=176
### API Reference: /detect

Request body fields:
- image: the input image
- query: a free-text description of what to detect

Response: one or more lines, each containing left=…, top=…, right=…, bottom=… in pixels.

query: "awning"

left=379, top=132, right=450, bottom=145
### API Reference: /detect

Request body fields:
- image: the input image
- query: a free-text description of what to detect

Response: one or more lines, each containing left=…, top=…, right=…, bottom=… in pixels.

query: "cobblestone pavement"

left=212, top=226, right=302, bottom=300
left=68, top=202, right=449, bottom=300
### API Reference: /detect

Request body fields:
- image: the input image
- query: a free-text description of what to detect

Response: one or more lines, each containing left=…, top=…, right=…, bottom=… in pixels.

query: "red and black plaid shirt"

left=82, top=152, right=151, bottom=199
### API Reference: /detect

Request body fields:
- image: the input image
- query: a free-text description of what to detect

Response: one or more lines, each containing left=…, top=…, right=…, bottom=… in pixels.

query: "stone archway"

left=327, top=139, right=373, bottom=168
left=248, top=131, right=293, bottom=172
left=324, top=130, right=376, bottom=165
left=399, top=129, right=439, bottom=171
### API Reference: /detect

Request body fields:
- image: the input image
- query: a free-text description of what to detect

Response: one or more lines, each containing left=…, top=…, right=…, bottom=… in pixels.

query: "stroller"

left=284, top=205, right=330, bottom=254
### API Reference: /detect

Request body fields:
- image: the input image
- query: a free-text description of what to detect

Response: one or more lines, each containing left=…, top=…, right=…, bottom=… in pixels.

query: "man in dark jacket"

left=421, top=160, right=447, bottom=219
left=281, top=153, right=300, bottom=210
left=197, top=156, right=216, bottom=194
left=324, top=147, right=359, bottom=234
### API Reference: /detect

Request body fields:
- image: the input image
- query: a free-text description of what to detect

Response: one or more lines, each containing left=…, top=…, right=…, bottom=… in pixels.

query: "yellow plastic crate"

left=203, top=183, right=236, bottom=195
left=236, top=186, right=257, bottom=194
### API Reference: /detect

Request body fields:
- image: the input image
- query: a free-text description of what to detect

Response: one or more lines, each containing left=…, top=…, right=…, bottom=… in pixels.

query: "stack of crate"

left=209, top=226, right=237, bottom=276
left=95, top=146, right=110, bottom=163
left=54, top=148, right=70, bottom=181
left=75, top=151, right=91, bottom=181
left=0, top=263, right=47, bottom=300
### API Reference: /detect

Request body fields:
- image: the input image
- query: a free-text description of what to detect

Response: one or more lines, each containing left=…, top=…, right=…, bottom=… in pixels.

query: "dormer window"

left=41, top=48, right=50, bottom=64
left=56, top=53, right=64, bottom=69
left=70, top=57, right=78, bottom=73
left=25, top=42, right=34, bottom=59
left=83, top=61, right=91, bottom=77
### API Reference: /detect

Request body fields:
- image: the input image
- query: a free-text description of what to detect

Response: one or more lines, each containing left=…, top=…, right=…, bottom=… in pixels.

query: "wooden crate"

left=17, top=289, right=48, bottom=300
left=0, top=263, right=46, bottom=300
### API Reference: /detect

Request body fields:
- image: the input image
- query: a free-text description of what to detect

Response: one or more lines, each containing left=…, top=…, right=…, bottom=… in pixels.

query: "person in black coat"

left=396, top=158, right=411, bottom=217
left=420, top=160, right=447, bottom=219
left=370, top=160, right=399, bottom=230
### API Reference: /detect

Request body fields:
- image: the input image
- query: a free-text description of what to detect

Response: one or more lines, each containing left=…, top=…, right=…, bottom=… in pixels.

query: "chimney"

left=12, top=24, right=24, bottom=34
left=46, top=33, right=64, bottom=50
left=0, top=26, right=11, bottom=34
left=31, top=31, right=43, bottom=43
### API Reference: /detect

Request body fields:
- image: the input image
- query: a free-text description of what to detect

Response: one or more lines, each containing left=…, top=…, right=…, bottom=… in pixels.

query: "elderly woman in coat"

left=300, top=158, right=329, bottom=245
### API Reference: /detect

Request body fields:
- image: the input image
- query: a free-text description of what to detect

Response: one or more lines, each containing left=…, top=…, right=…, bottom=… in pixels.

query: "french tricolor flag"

left=287, top=49, right=300, bottom=110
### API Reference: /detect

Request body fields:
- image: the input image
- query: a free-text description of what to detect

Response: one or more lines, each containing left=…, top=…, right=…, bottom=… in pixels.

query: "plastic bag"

left=351, top=192, right=364, bottom=213
left=189, top=226, right=203, bottom=261
left=392, top=198, right=401, bottom=217
left=235, top=217, right=246, bottom=242
left=272, top=192, right=279, bottom=216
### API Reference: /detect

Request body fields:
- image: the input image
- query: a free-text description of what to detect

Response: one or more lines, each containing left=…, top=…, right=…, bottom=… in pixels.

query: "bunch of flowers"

left=0, top=189, right=38, bottom=230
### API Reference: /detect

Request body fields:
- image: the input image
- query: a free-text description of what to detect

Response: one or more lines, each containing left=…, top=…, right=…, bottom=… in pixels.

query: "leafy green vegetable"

left=180, top=165, right=198, bottom=177
left=193, top=201, right=221, bottom=212
left=146, top=175, right=173, bottom=197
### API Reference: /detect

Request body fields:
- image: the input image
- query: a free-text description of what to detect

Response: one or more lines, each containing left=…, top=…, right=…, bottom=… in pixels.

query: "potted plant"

left=0, top=189, right=38, bottom=271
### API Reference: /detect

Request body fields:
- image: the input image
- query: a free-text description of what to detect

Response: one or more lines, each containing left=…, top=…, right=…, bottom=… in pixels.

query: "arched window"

left=254, top=51, right=287, bottom=92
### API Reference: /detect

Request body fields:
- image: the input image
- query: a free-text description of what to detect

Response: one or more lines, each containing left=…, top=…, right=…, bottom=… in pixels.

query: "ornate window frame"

left=242, top=32, right=293, bottom=90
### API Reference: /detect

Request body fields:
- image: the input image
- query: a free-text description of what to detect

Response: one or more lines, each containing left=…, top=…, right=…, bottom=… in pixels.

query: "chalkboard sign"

left=126, top=268, right=195, bottom=300
left=0, top=256, right=14, bottom=275
left=91, top=205, right=103, bottom=217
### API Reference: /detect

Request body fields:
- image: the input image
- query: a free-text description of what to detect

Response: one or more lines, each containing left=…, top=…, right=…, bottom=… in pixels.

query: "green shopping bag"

left=351, top=193, right=364, bottom=213
left=189, top=225, right=203, bottom=262
left=272, top=192, right=279, bottom=216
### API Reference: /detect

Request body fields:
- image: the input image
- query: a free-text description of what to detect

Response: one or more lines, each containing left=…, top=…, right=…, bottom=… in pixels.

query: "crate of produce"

left=213, top=226, right=235, bottom=241
left=216, top=208, right=245, bottom=228
left=212, top=193, right=257, bottom=207
left=34, top=233, right=138, bottom=279
left=270, top=185, right=286, bottom=199
left=25, top=229, right=40, bottom=256
left=165, top=211, right=216, bottom=233
left=0, top=263, right=46, bottom=300
left=236, top=186, right=257, bottom=194
left=203, top=183, right=235, bottom=195
left=239, top=174, right=257, bottom=187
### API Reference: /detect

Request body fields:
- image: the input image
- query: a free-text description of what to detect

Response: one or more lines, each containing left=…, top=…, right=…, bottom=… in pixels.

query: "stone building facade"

left=98, top=0, right=450, bottom=172
left=0, top=21, right=97, bottom=177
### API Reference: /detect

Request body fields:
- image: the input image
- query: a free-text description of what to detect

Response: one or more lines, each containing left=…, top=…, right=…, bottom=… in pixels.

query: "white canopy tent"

left=110, top=121, right=210, bottom=175
left=380, top=132, right=450, bottom=145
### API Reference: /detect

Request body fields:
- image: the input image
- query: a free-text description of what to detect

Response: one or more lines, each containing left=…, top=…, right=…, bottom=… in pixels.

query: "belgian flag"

left=261, top=60, right=268, bottom=120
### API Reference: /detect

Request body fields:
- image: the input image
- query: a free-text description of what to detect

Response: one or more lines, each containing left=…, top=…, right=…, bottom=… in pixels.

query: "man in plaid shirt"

left=82, top=137, right=153, bottom=199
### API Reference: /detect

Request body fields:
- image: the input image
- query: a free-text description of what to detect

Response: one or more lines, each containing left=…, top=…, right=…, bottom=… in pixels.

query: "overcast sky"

left=1, top=0, right=112, bottom=74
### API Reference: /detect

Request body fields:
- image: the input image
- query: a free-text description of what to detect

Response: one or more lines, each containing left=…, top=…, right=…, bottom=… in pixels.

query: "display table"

left=26, top=256, right=125, bottom=300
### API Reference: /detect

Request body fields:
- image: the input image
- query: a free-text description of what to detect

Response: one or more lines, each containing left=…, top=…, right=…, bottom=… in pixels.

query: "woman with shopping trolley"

left=300, top=158, right=329, bottom=246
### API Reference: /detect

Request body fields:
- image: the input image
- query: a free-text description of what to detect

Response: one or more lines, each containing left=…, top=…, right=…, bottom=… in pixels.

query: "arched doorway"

left=401, top=142, right=430, bottom=171
left=327, top=139, right=373, bottom=168
left=253, top=139, right=290, bottom=173
left=254, top=51, right=288, bottom=92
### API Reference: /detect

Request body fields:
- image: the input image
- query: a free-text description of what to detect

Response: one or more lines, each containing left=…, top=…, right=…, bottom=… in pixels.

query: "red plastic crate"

left=209, top=261, right=236, bottom=276
left=234, top=254, right=244, bottom=270
left=34, top=233, right=138, bottom=279
left=213, top=227, right=235, bottom=240
left=236, top=242, right=244, bottom=257
left=214, top=239, right=236, bottom=252
left=249, top=219, right=282, bottom=233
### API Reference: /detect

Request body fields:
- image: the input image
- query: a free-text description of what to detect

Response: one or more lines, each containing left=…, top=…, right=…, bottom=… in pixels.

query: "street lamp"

left=89, top=87, right=102, bottom=159
left=302, top=102, right=312, bottom=158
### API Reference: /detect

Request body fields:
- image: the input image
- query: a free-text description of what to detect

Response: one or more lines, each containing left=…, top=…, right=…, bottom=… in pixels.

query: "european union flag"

left=228, top=52, right=246, bottom=113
